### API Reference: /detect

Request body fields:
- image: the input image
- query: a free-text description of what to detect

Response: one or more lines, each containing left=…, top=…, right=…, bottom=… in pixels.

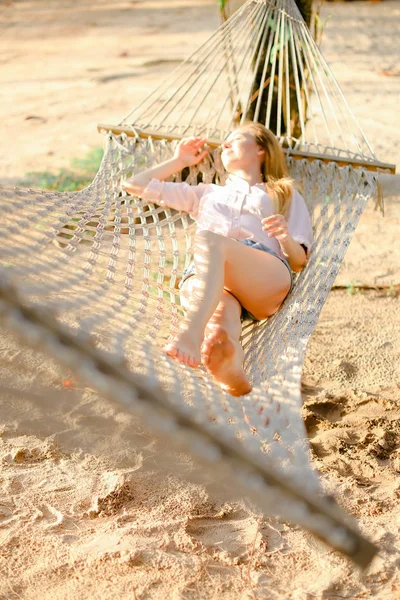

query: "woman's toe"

left=191, top=355, right=200, bottom=367
left=164, top=343, right=177, bottom=358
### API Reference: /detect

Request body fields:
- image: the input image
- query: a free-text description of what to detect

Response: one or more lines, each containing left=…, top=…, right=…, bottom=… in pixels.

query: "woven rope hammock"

left=0, top=0, right=395, bottom=567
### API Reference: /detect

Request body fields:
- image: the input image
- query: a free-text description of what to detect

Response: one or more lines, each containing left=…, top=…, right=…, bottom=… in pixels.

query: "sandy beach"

left=0, top=1, right=399, bottom=598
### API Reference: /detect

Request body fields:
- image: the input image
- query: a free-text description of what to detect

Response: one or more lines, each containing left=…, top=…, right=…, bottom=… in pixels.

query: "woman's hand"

left=262, top=214, right=289, bottom=242
left=122, top=179, right=136, bottom=195
left=262, top=214, right=308, bottom=271
left=122, top=137, right=209, bottom=195
left=174, top=137, right=209, bottom=168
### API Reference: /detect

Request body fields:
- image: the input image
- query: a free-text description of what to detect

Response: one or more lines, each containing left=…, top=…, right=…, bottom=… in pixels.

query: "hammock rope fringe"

left=1, top=0, right=395, bottom=567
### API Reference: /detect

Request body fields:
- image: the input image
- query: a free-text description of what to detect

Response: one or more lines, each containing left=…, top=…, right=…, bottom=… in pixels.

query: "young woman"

left=123, top=123, right=313, bottom=396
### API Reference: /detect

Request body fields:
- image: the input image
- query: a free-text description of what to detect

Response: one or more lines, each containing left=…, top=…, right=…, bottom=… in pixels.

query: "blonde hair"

left=235, top=122, right=293, bottom=217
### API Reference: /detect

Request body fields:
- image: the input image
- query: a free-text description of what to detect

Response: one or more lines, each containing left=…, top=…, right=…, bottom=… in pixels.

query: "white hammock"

left=0, top=0, right=395, bottom=567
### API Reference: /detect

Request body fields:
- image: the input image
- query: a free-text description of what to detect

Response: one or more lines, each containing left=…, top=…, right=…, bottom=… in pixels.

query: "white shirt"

left=143, top=174, right=313, bottom=260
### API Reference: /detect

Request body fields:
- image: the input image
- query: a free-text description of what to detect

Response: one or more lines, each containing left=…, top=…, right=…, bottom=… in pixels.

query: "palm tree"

left=218, top=0, right=314, bottom=140
left=218, top=0, right=312, bottom=26
left=294, top=0, right=313, bottom=27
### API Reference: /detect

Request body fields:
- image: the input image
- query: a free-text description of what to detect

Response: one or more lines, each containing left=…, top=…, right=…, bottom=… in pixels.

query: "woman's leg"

left=202, top=289, right=252, bottom=396
left=164, top=230, right=225, bottom=367
left=180, top=278, right=251, bottom=395
left=164, top=230, right=291, bottom=367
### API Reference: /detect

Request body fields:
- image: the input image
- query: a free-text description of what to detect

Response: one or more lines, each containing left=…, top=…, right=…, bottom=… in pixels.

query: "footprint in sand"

left=31, top=503, right=65, bottom=529
left=0, top=503, right=18, bottom=529
left=185, top=505, right=284, bottom=564
left=85, top=472, right=136, bottom=519
left=304, top=398, right=345, bottom=426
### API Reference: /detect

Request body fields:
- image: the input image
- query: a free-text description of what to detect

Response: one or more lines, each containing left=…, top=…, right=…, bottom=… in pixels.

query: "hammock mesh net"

left=0, top=0, right=391, bottom=566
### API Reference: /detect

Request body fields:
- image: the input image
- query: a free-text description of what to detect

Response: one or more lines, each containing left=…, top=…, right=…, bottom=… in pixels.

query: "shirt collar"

left=226, top=174, right=266, bottom=194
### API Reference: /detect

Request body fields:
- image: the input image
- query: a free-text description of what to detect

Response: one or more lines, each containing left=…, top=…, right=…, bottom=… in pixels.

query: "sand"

left=0, top=1, right=400, bottom=598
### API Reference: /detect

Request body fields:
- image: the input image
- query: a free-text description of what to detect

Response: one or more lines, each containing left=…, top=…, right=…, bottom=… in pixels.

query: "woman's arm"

left=122, top=137, right=209, bottom=196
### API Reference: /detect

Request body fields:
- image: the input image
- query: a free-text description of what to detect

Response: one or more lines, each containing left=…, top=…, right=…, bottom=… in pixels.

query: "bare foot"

left=201, top=329, right=251, bottom=396
left=164, top=327, right=202, bottom=367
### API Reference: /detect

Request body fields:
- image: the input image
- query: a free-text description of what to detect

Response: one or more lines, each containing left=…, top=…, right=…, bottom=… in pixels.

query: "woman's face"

left=221, top=130, right=264, bottom=173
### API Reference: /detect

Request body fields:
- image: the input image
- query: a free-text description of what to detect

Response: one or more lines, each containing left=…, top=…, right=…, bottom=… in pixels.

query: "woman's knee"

left=194, top=229, right=225, bottom=251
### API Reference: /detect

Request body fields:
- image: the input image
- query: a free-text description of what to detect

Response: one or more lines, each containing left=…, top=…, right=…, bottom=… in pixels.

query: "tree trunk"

left=241, top=0, right=313, bottom=141
left=295, top=0, right=312, bottom=27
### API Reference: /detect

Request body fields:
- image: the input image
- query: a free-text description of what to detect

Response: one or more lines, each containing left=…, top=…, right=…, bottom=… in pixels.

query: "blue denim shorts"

left=179, top=238, right=294, bottom=321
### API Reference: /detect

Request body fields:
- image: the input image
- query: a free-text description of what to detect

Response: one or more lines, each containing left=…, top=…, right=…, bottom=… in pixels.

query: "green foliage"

left=70, top=147, right=104, bottom=173
left=386, top=284, right=400, bottom=298
left=345, top=280, right=362, bottom=295
left=217, top=0, right=229, bottom=8
left=20, top=147, right=103, bottom=192
left=22, top=170, right=91, bottom=192
left=313, top=6, right=331, bottom=46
